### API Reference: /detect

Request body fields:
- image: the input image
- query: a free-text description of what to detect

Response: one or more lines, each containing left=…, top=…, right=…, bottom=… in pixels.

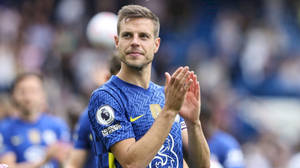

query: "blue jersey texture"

left=73, top=108, right=96, bottom=168
left=88, top=75, right=184, bottom=168
left=1, top=114, right=70, bottom=168
left=209, top=130, right=244, bottom=168
left=0, top=117, right=12, bottom=155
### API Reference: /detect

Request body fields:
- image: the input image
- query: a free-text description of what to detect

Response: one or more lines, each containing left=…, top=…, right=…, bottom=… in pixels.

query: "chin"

left=127, top=63, right=144, bottom=71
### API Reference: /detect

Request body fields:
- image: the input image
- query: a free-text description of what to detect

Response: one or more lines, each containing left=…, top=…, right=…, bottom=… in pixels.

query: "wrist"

left=159, top=109, right=177, bottom=120
left=185, top=120, right=201, bottom=129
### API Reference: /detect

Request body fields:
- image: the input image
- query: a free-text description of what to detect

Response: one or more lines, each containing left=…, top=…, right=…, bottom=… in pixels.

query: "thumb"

left=165, top=72, right=171, bottom=86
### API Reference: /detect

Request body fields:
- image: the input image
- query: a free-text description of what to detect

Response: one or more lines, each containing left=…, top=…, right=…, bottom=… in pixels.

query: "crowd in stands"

left=1, top=0, right=300, bottom=167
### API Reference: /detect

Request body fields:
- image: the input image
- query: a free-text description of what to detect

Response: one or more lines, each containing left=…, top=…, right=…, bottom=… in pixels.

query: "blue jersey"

left=209, top=130, right=244, bottom=168
left=88, top=75, right=185, bottom=168
left=0, top=118, right=12, bottom=155
left=73, top=108, right=96, bottom=168
left=1, top=114, right=70, bottom=168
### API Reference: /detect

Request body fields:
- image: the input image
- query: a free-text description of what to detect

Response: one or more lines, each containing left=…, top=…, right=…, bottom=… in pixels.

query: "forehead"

left=119, top=18, right=155, bottom=35
left=15, top=76, right=43, bottom=89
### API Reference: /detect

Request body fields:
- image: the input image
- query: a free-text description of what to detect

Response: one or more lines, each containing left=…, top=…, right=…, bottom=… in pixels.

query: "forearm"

left=64, top=149, right=87, bottom=168
left=186, top=121, right=210, bottom=168
left=112, top=109, right=177, bottom=168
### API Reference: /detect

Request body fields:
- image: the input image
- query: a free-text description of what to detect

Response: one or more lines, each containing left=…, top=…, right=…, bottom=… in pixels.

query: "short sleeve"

left=224, top=148, right=244, bottom=168
left=0, top=123, right=13, bottom=156
left=74, top=109, right=91, bottom=149
left=88, top=90, right=135, bottom=151
left=0, top=131, right=7, bottom=155
left=223, top=139, right=244, bottom=168
left=55, top=117, right=71, bottom=142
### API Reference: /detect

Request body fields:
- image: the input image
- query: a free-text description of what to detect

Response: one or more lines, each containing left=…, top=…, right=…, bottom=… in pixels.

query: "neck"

left=117, top=63, right=152, bottom=89
left=20, top=111, right=41, bottom=122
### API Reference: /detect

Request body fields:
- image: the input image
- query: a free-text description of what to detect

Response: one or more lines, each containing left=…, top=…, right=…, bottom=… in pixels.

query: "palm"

left=179, top=73, right=201, bottom=124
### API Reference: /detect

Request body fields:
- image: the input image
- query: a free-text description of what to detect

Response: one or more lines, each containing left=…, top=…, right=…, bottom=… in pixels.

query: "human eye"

left=139, top=33, right=150, bottom=40
left=122, top=32, right=132, bottom=38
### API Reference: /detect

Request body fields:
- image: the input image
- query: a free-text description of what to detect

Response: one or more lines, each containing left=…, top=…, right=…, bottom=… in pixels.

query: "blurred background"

left=0, top=0, right=300, bottom=167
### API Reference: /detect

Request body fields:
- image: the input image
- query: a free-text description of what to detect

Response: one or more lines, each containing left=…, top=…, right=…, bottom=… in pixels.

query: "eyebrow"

left=121, top=31, right=152, bottom=37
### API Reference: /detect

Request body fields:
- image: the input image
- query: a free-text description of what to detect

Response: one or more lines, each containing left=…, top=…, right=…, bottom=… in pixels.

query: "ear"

left=154, top=37, right=160, bottom=54
left=114, top=35, right=119, bottom=48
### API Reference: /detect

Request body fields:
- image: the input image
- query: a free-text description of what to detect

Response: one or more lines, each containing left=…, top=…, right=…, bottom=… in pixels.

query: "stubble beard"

left=120, top=57, right=152, bottom=71
left=17, top=103, right=39, bottom=118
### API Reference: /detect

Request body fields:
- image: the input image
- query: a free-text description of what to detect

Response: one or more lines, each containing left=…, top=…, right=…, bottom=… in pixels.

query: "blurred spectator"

left=0, top=0, right=300, bottom=167
left=65, top=51, right=121, bottom=168
left=0, top=73, right=71, bottom=168
left=288, top=139, right=300, bottom=168
left=244, top=131, right=290, bottom=168
left=201, top=99, right=245, bottom=168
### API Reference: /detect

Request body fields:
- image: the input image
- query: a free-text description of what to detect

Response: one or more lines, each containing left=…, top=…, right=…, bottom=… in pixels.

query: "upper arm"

left=88, top=90, right=135, bottom=152
left=0, top=127, right=14, bottom=160
left=54, top=117, right=71, bottom=142
left=74, top=110, right=91, bottom=149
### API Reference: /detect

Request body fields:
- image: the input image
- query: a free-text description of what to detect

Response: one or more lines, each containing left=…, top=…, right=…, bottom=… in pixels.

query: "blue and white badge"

left=96, top=105, right=115, bottom=125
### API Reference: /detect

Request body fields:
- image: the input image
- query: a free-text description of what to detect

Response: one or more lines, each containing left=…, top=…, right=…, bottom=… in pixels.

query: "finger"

left=170, top=67, right=183, bottom=84
left=189, top=72, right=195, bottom=93
left=175, top=66, right=188, bottom=81
left=192, top=73, right=197, bottom=94
left=171, top=66, right=184, bottom=78
left=176, top=67, right=190, bottom=87
left=184, top=78, right=193, bottom=91
left=165, top=72, right=171, bottom=86
left=196, top=81, right=200, bottom=101
left=181, top=70, right=192, bottom=88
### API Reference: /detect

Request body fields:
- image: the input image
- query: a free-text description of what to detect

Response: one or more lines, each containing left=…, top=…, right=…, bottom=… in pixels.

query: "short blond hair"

left=117, top=5, right=160, bottom=37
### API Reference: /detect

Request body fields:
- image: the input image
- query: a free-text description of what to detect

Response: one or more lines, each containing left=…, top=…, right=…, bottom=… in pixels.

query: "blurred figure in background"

left=0, top=73, right=71, bottom=168
left=201, top=99, right=245, bottom=168
left=288, top=140, right=300, bottom=168
left=65, top=52, right=121, bottom=168
left=244, top=131, right=290, bottom=168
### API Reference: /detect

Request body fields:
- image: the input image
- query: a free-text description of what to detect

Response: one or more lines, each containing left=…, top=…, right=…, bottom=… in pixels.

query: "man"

left=0, top=73, right=71, bottom=168
left=201, top=103, right=244, bottom=168
left=88, top=5, right=210, bottom=168
left=65, top=53, right=121, bottom=168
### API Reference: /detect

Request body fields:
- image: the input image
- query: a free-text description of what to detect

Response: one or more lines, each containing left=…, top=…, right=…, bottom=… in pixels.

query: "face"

left=114, top=18, right=160, bottom=70
left=13, top=76, right=46, bottom=116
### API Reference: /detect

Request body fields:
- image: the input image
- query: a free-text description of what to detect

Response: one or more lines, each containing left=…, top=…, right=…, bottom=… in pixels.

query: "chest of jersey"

left=116, top=82, right=184, bottom=168
left=8, top=119, right=58, bottom=166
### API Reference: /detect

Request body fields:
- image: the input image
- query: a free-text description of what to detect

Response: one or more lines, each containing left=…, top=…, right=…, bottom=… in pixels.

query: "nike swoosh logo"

left=130, top=114, right=144, bottom=122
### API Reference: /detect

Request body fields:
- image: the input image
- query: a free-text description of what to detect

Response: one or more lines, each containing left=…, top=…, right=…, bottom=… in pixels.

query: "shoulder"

left=0, top=117, right=18, bottom=131
left=40, top=114, right=68, bottom=127
left=90, top=79, right=122, bottom=101
left=0, top=118, right=14, bottom=129
left=0, top=118, right=14, bottom=136
left=151, top=82, right=164, bottom=91
left=78, top=108, right=89, bottom=121
left=211, top=130, right=240, bottom=149
left=77, top=108, right=90, bottom=128
left=89, top=79, right=125, bottom=111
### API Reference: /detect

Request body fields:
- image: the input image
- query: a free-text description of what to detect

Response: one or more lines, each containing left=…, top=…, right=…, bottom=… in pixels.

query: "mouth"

left=126, top=51, right=144, bottom=57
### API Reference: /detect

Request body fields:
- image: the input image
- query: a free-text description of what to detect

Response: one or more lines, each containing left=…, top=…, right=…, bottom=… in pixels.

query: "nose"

left=130, top=34, right=140, bottom=47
